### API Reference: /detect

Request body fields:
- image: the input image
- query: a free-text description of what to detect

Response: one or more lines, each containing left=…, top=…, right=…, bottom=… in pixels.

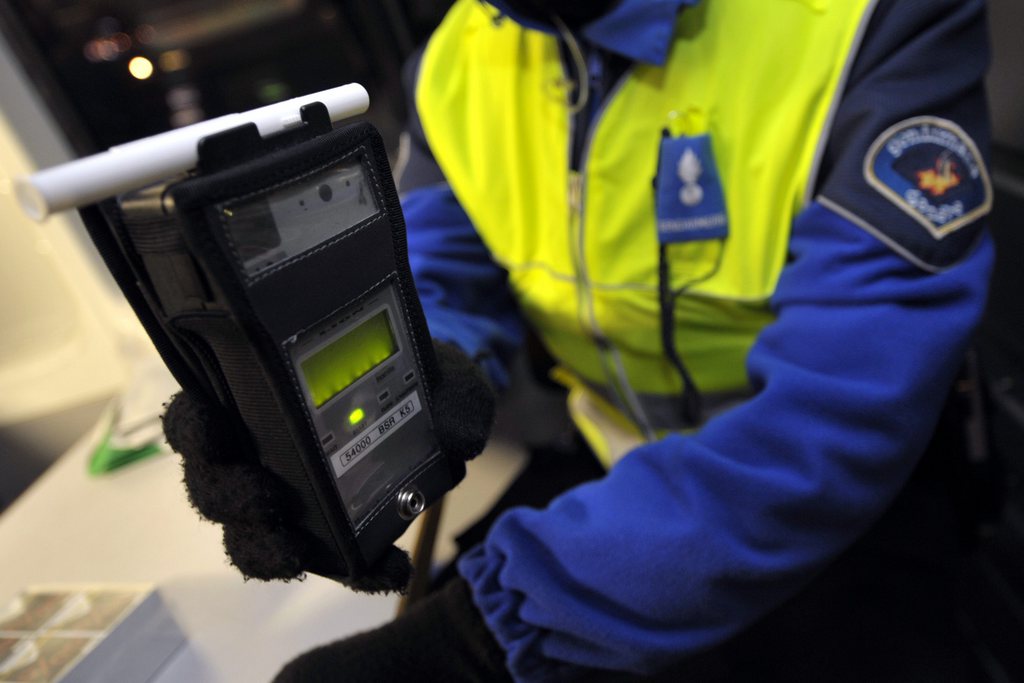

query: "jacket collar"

left=484, top=0, right=699, bottom=65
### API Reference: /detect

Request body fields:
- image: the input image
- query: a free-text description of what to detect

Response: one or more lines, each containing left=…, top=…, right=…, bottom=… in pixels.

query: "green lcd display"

left=301, top=311, right=397, bottom=408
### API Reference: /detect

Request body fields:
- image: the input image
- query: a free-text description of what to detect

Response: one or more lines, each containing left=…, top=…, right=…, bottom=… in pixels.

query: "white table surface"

left=0, top=414, right=399, bottom=682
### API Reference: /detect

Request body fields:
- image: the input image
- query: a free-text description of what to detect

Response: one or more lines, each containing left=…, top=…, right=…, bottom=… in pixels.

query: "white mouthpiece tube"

left=16, top=83, right=370, bottom=221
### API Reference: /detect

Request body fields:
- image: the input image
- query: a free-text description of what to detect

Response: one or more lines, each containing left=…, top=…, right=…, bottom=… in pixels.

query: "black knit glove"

left=162, top=340, right=495, bottom=591
left=273, top=578, right=511, bottom=683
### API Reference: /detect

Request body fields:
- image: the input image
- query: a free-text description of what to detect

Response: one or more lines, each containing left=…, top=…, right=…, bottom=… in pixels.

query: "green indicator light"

left=349, top=408, right=365, bottom=425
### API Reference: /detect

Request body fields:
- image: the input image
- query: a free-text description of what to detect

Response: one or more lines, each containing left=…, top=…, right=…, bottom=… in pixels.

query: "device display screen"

left=300, top=310, right=397, bottom=408
left=222, top=158, right=379, bottom=277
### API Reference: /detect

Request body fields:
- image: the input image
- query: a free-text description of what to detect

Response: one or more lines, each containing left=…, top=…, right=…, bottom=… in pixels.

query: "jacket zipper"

left=565, top=47, right=654, bottom=439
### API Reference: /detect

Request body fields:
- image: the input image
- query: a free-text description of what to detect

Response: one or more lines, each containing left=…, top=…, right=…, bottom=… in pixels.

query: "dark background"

left=0, top=0, right=454, bottom=156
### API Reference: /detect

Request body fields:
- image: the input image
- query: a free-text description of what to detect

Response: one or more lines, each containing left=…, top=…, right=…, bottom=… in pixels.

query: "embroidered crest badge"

left=864, top=116, right=992, bottom=239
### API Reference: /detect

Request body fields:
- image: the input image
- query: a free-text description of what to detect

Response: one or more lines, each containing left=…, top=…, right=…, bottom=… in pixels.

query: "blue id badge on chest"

left=655, top=132, right=728, bottom=244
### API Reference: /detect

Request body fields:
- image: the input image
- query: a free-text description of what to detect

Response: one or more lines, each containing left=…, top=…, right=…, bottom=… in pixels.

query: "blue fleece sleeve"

left=459, top=204, right=993, bottom=679
left=458, top=0, right=994, bottom=678
left=403, top=184, right=524, bottom=390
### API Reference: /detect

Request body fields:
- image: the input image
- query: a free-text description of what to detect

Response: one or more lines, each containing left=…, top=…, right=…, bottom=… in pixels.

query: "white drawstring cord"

left=552, top=14, right=590, bottom=115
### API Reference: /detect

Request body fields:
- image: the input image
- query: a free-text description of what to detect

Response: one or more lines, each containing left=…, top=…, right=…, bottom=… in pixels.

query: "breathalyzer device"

left=17, top=87, right=463, bottom=583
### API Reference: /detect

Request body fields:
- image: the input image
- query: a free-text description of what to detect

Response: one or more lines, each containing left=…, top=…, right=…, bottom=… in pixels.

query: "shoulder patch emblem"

left=864, top=116, right=992, bottom=239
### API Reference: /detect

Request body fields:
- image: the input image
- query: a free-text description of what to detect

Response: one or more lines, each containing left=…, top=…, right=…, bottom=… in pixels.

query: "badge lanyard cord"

left=658, top=242, right=725, bottom=427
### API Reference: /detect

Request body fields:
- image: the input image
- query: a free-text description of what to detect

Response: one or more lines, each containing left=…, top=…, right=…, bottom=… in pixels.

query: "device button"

left=396, top=487, right=426, bottom=520
left=403, top=370, right=415, bottom=384
left=378, top=390, right=390, bottom=404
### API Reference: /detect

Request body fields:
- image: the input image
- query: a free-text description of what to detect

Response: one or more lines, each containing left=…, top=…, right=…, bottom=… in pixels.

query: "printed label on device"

left=331, top=392, right=422, bottom=477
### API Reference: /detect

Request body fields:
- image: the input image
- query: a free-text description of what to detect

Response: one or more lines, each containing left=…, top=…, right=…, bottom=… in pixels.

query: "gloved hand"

left=162, top=341, right=495, bottom=592
left=273, top=578, right=511, bottom=683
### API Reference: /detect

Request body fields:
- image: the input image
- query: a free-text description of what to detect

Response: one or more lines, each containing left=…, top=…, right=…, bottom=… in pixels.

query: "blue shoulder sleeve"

left=817, top=0, right=992, bottom=270
left=457, top=0, right=995, bottom=678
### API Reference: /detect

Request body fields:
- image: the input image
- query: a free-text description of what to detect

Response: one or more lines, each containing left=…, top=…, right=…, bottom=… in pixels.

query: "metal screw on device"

left=397, top=487, right=426, bottom=520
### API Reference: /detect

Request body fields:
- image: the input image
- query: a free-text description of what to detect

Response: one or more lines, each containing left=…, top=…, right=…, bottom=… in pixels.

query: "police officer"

left=166, top=0, right=995, bottom=680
